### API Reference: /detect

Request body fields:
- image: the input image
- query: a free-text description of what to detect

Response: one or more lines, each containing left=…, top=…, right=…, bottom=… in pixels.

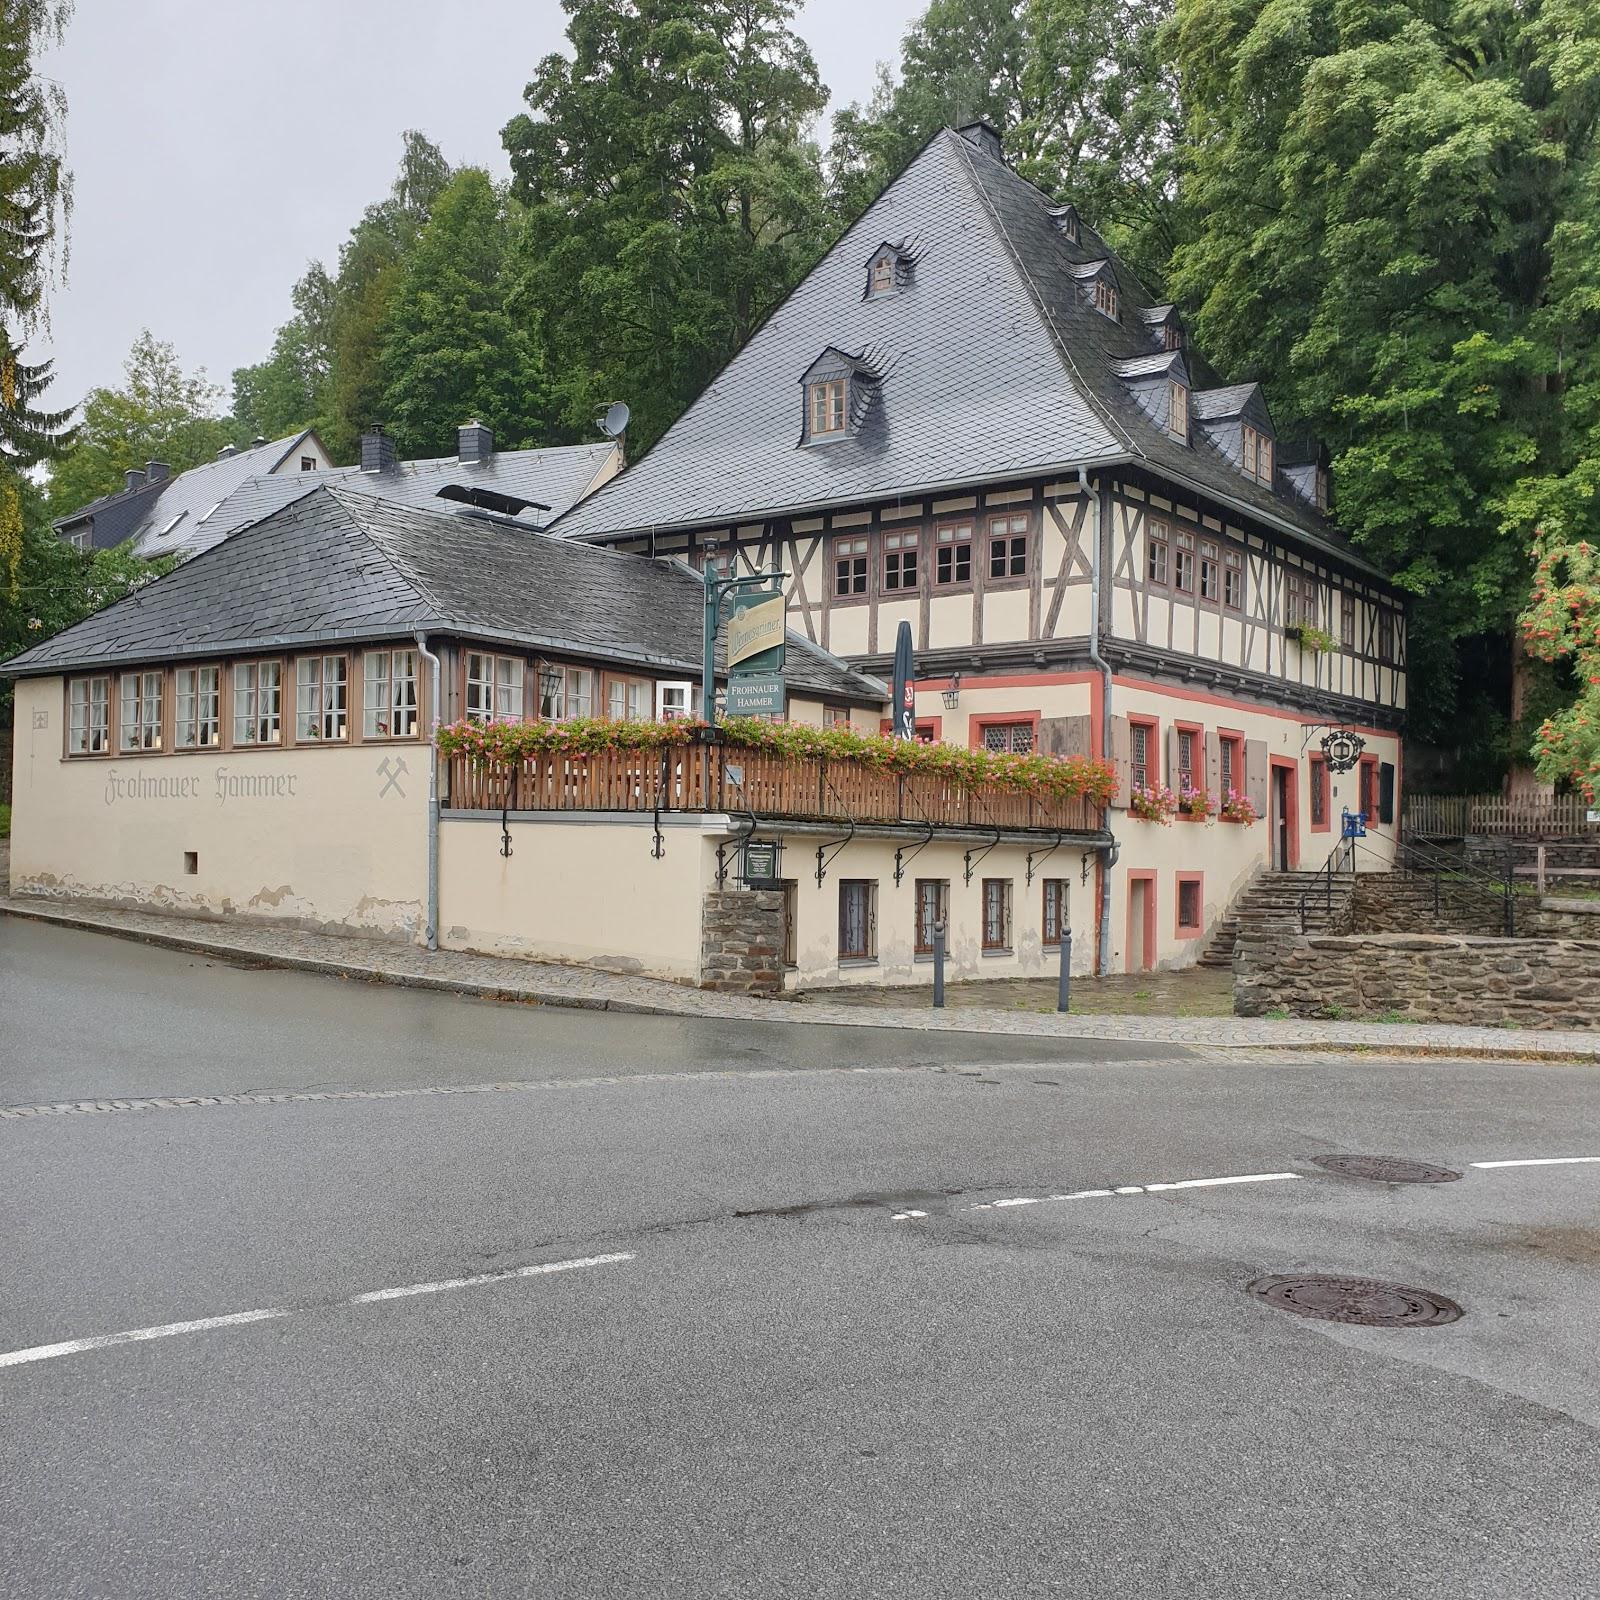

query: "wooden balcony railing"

left=446, top=743, right=1104, bottom=836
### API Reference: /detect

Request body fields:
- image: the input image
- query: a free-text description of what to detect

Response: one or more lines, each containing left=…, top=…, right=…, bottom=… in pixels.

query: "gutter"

left=1080, top=466, right=1117, bottom=978
left=414, top=632, right=442, bottom=951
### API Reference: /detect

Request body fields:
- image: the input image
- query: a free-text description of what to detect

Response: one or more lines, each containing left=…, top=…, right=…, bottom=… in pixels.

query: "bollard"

left=1058, top=926, right=1072, bottom=1013
left=932, top=920, right=946, bottom=1008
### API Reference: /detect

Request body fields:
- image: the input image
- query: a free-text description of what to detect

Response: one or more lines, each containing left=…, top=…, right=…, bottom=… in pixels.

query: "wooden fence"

left=446, top=743, right=1103, bottom=836
left=1404, top=792, right=1597, bottom=838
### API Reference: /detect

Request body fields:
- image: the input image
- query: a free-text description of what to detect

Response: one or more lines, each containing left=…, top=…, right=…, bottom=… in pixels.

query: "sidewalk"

left=2, top=891, right=1597, bottom=1060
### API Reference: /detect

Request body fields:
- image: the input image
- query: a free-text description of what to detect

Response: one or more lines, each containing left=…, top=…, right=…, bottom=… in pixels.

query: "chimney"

left=251, top=435, right=267, bottom=450
left=361, top=426, right=398, bottom=474
left=146, top=461, right=170, bottom=483
left=217, top=443, right=237, bottom=460
left=124, top=468, right=146, bottom=493
left=457, top=420, right=494, bottom=464
left=956, top=121, right=1004, bottom=162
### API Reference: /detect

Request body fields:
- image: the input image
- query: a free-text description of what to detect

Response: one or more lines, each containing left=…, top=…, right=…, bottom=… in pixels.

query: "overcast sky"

left=36, top=0, right=920, bottom=417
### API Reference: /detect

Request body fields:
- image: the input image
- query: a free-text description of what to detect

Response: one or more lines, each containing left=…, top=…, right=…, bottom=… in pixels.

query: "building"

left=547, top=122, right=1407, bottom=973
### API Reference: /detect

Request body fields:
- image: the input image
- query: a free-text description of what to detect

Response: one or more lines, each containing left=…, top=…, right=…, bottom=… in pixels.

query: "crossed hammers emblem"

left=376, top=756, right=408, bottom=798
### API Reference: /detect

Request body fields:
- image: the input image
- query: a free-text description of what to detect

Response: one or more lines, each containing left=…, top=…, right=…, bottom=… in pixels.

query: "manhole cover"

left=1310, top=1154, right=1461, bottom=1184
left=1248, top=1275, right=1463, bottom=1328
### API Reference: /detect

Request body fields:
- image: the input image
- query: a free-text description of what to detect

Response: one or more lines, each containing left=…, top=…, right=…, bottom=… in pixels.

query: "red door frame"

left=1125, top=870, right=1157, bottom=973
left=1269, top=756, right=1300, bottom=870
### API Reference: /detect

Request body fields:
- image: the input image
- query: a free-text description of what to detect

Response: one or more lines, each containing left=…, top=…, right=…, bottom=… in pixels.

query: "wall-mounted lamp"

left=941, top=671, right=962, bottom=710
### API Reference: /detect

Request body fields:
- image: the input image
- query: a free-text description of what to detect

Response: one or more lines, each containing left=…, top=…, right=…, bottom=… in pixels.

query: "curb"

left=3, top=898, right=1598, bottom=1062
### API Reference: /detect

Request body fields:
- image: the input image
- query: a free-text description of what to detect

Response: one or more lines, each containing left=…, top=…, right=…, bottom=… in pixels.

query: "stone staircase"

left=1198, top=870, right=1357, bottom=969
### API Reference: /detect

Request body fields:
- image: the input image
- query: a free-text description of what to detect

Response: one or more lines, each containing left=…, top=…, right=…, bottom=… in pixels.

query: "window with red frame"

left=1177, top=877, right=1202, bottom=932
left=1310, top=756, right=1329, bottom=828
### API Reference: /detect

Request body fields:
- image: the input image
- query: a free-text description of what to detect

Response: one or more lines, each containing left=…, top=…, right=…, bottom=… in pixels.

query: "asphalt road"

left=3, top=918, right=1598, bottom=1598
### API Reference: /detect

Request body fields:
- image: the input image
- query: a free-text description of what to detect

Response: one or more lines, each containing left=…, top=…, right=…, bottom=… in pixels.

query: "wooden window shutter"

left=1244, top=739, right=1269, bottom=815
left=1165, top=726, right=1181, bottom=789
left=1378, top=761, right=1395, bottom=826
left=1109, top=714, right=1131, bottom=808
left=1038, top=713, right=1091, bottom=759
left=1205, top=731, right=1221, bottom=794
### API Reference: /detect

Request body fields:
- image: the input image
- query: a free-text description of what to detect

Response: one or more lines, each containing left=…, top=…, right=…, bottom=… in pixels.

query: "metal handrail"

left=1298, top=835, right=1355, bottom=934
left=1397, top=830, right=1518, bottom=936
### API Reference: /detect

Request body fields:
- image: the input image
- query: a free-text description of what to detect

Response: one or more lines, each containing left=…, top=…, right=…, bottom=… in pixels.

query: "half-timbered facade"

left=550, top=121, right=1407, bottom=975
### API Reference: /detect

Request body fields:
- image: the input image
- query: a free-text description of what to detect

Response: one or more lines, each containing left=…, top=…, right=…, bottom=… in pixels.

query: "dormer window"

left=1168, top=381, right=1189, bottom=443
left=1242, top=424, right=1274, bottom=485
left=869, top=256, right=895, bottom=295
left=809, top=378, right=846, bottom=436
left=1163, top=324, right=1183, bottom=352
left=1315, top=466, right=1329, bottom=511
left=864, top=241, right=912, bottom=300
left=1093, top=278, right=1119, bottom=320
left=1049, top=204, right=1080, bottom=244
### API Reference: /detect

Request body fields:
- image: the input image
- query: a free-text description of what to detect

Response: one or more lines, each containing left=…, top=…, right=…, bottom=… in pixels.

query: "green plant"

left=0, top=802, right=9, bottom=839
left=1292, top=622, right=1337, bottom=654
left=1264, top=1005, right=1290, bottom=1020
left=1316, top=1002, right=1347, bottom=1020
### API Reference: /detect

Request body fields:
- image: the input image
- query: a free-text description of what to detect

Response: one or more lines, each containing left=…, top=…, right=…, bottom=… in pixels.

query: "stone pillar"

left=700, top=889, right=785, bottom=994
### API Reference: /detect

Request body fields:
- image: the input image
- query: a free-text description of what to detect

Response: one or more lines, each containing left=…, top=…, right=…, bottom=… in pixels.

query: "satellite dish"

left=598, top=401, right=630, bottom=438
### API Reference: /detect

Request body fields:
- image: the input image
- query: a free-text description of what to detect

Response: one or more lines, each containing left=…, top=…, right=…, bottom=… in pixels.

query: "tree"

left=230, top=262, right=336, bottom=443
left=0, top=0, right=75, bottom=598
left=502, top=0, right=830, bottom=454
left=379, top=168, right=546, bottom=457
left=1165, top=0, right=1600, bottom=762
left=45, top=331, right=232, bottom=517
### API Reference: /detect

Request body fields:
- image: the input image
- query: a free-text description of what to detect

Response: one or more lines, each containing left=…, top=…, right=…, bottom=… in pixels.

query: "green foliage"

left=501, top=0, right=831, bottom=454
left=230, top=262, right=335, bottom=443
left=1522, top=532, right=1600, bottom=800
left=1292, top=621, right=1336, bottom=654
left=1165, top=0, right=1600, bottom=749
left=45, top=331, right=232, bottom=517
left=380, top=169, right=547, bottom=458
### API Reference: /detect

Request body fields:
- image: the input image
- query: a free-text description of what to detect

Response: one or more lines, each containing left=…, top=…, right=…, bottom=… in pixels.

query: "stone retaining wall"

left=700, top=890, right=786, bottom=995
left=1234, top=929, right=1600, bottom=1029
left=1350, top=875, right=1510, bottom=937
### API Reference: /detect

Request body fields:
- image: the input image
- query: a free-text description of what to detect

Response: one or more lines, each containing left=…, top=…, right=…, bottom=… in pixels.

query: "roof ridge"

left=322, top=485, right=457, bottom=623
left=941, top=130, right=1141, bottom=461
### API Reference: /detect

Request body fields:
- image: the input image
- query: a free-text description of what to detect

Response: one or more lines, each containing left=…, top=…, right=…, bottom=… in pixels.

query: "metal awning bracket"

left=815, top=818, right=857, bottom=887
left=1025, top=829, right=1065, bottom=887
left=893, top=819, right=935, bottom=886
left=963, top=826, right=1001, bottom=887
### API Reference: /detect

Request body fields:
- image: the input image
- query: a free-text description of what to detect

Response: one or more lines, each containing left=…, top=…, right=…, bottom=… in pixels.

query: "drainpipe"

left=414, top=631, right=442, bottom=951
left=1079, top=466, right=1115, bottom=978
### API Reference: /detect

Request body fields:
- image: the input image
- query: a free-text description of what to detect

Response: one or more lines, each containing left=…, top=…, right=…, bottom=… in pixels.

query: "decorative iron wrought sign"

left=1320, top=727, right=1366, bottom=774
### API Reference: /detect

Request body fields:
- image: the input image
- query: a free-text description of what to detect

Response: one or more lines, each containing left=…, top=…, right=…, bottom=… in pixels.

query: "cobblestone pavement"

left=3, top=891, right=1597, bottom=1059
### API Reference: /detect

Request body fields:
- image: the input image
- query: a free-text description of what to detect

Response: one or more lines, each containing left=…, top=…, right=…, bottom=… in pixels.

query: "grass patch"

left=1264, top=1006, right=1291, bottom=1020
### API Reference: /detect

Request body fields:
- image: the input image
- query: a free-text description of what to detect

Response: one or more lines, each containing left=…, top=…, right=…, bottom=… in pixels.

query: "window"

left=838, top=879, right=876, bottom=961
left=118, top=670, right=163, bottom=752
left=66, top=527, right=90, bottom=551
left=1092, top=277, right=1119, bottom=320
left=539, top=665, right=594, bottom=721
left=1378, top=609, right=1395, bottom=664
left=833, top=536, right=868, bottom=598
left=1130, top=721, right=1155, bottom=791
left=1043, top=879, right=1068, bottom=947
left=67, top=675, right=110, bottom=754
left=466, top=652, right=523, bottom=724
left=987, top=514, right=1028, bottom=580
left=981, top=878, right=1013, bottom=951
left=1174, top=530, right=1195, bottom=594
left=1175, top=728, right=1196, bottom=791
left=1315, top=466, right=1330, bottom=512
left=1163, top=323, right=1183, bottom=352
left=868, top=254, right=896, bottom=296
left=935, top=523, right=972, bottom=585
left=1310, top=755, right=1329, bottom=830
left=825, top=705, right=852, bottom=728
left=914, top=879, right=949, bottom=956
left=1220, top=734, right=1244, bottom=799
left=175, top=665, right=220, bottom=750
left=883, top=529, right=918, bottom=591
left=808, top=377, right=847, bottom=436
left=1168, top=380, right=1188, bottom=441
left=233, top=660, right=283, bottom=746
left=1360, top=757, right=1378, bottom=821
left=1341, top=594, right=1355, bottom=649
left=295, top=655, right=349, bottom=742
left=300, top=456, right=316, bottom=472
left=1199, top=540, right=1219, bottom=602
left=1242, top=425, right=1274, bottom=485
left=1224, top=548, right=1244, bottom=610
left=657, top=681, right=693, bottom=720
left=1177, top=876, right=1202, bottom=933
left=607, top=676, right=650, bottom=721
left=1147, top=522, right=1169, bottom=586
left=1285, top=570, right=1315, bottom=627
left=362, top=649, right=417, bottom=739
left=980, top=720, right=1035, bottom=754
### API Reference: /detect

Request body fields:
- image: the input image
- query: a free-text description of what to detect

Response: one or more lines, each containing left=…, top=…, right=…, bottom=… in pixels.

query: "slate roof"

left=1190, top=384, right=1260, bottom=421
left=134, top=440, right=618, bottom=562
left=52, top=475, right=171, bottom=551
left=550, top=126, right=1383, bottom=579
left=4, top=486, right=886, bottom=705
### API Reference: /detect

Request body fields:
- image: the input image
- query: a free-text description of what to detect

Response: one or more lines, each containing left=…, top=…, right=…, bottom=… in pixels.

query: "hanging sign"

left=742, top=838, right=782, bottom=886
left=1320, top=728, right=1366, bottom=774
left=728, top=592, right=786, bottom=671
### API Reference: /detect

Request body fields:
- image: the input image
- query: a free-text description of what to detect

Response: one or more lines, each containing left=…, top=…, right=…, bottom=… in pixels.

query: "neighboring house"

left=53, top=429, right=334, bottom=554
left=548, top=121, right=1407, bottom=975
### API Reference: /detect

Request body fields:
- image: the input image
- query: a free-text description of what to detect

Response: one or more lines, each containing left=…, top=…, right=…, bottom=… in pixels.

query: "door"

left=1126, top=873, right=1155, bottom=973
left=1270, top=759, right=1299, bottom=872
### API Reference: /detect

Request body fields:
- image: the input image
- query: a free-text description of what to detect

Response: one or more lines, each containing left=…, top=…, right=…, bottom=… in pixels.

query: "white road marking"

left=346, top=1252, right=633, bottom=1303
left=963, top=1172, right=1299, bottom=1213
left=0, top=1253, right=633, bottom=1372
left=1470, top=1157, right=1600, bottom=1169
left=0, top=1308, right=289, bottom=1370
left=889, top=1210, right=927, bottom=1221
